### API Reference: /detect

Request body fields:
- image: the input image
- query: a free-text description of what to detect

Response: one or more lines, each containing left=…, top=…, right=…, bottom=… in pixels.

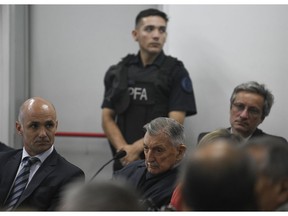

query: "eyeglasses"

left=232, top=102, right=262, bottom=117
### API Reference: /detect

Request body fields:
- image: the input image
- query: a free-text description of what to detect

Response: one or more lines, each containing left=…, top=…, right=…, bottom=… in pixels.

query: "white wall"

left=164, top=5, right=288, bottom=147
left=0, top=6, right=10, bottom=144
left=0, top=5, right=29, bottom=147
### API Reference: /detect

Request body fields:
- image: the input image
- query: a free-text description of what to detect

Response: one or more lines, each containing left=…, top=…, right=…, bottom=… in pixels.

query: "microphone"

left=89, top=150, right=127, bottom=182
left=113, top=150, right=127, bottom=160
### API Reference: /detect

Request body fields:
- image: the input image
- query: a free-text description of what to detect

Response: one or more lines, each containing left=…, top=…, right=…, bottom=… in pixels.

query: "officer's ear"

left=132, top=29, right=138, bottom=42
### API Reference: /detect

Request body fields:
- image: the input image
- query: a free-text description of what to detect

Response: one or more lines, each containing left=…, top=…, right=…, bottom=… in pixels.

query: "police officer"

left=101, top=8, right=197, bottom=172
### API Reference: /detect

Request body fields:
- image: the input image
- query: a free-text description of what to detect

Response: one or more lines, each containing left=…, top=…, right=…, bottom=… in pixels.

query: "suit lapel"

left=0, top=151, right=22, bottom=204
left=4, top=151, right=22, bottom=184
left=16, top=149, right=58, bottom=207
left=250, top=128, right=264, bottom=139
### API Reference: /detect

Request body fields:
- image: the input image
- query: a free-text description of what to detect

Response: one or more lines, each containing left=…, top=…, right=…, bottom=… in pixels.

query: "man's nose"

left=240, top=108, right=249, bottom=118
left=145, top=150, right=154, bottom=160
left=152, top=30, right=160, bottom=39
left=38, top=127, right=47, bottom=137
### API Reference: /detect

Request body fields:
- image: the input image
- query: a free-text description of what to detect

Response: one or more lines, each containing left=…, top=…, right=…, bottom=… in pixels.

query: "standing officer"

left=101, top=8, right=197, bottom=172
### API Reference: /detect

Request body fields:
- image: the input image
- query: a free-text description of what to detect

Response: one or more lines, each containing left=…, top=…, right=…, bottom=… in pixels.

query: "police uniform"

left=102, top=51, right=197, bottom=171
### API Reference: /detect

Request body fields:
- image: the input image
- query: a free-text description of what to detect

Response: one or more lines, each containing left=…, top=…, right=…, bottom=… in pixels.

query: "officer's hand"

left=120, top=144, right=141, bottom=166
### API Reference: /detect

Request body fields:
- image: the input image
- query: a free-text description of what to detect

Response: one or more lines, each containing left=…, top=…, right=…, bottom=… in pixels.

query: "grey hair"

left=230, top=81, right=274, bottom=119
left=143, top=117, right=185, bottom=147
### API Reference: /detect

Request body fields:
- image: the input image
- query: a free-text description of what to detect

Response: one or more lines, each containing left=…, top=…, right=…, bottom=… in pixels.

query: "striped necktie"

left=5, top=157, right=39, bottom=211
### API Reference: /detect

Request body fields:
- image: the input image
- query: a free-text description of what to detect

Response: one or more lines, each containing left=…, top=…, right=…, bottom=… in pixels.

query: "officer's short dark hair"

left=135, top=8, right=168, bottom=27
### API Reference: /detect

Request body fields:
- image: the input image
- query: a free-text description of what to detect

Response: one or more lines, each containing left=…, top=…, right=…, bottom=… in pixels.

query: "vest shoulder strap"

left=160, top=55, right=183, bottom=75
left=118, top=54, right=136, bottom=66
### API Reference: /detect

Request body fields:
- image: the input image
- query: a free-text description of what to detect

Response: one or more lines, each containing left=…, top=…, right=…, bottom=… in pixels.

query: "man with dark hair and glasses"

left=199, top=81, right=286, bottom=143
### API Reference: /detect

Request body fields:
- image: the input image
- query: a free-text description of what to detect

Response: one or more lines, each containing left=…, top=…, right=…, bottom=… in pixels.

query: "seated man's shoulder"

left=114, top=160, right=145, bottom=178
left=197, top=132, right=210, bottom=143
left=58, top=154, right=83, bottom=168
left=0, top=142, right=14, bottom=152
left=266, top=134, right=287, bottom=143
left=52, top=151, right=85, bottom=177
left=252, top=129, right=288, bottom=143
left=0, top=148, right=21, bottom=160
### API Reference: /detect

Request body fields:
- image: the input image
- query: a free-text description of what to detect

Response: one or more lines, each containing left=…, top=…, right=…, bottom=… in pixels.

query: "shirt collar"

left=230, top=128, right=252, bottom=143
left=22, top=145, right=54, bottom=163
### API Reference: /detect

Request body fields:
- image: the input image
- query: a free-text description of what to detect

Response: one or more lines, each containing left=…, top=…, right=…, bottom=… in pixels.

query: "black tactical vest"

left=106, top=54, right=180, bottom=116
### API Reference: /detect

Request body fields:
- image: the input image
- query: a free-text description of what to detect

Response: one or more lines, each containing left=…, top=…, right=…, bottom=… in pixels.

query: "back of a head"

left=244, top=136, right=288, bottom=182
left=242, top=137, right=288, bottom=210
left=198, top=128, right=243, bottom=147
left=59, top=181, right=143, bottom=211
left=182, top=142, right=257, bottom=211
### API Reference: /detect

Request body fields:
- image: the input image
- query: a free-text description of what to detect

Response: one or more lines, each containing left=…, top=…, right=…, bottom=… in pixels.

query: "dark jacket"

left=0, top=148, right=85, bottom=211
left=113, top=160, right=179, bottom=210
left=0, top=142, right=13, bottom=152
left=198, top=128, right=287, bottom=143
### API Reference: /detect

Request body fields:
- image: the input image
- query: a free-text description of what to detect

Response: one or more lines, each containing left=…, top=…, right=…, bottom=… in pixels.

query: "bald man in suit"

left=0, top=97, right=85, bottom=211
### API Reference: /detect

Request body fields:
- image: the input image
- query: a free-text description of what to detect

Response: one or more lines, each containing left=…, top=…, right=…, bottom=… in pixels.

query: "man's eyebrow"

left=145, top=144, right=165, bottom=148
left=28, top=120, right=39, bottom=124
left=144, top=24, right=166, bottom=27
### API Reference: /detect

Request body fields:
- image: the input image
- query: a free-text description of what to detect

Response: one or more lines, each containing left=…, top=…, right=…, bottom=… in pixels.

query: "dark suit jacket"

left=113, top=160, right=179, bottom=210
left=0, top=142, right=13, bottom=152
left=0, top=148, right=85, bottom=211
left=198, top=128, right=287, bottom=144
